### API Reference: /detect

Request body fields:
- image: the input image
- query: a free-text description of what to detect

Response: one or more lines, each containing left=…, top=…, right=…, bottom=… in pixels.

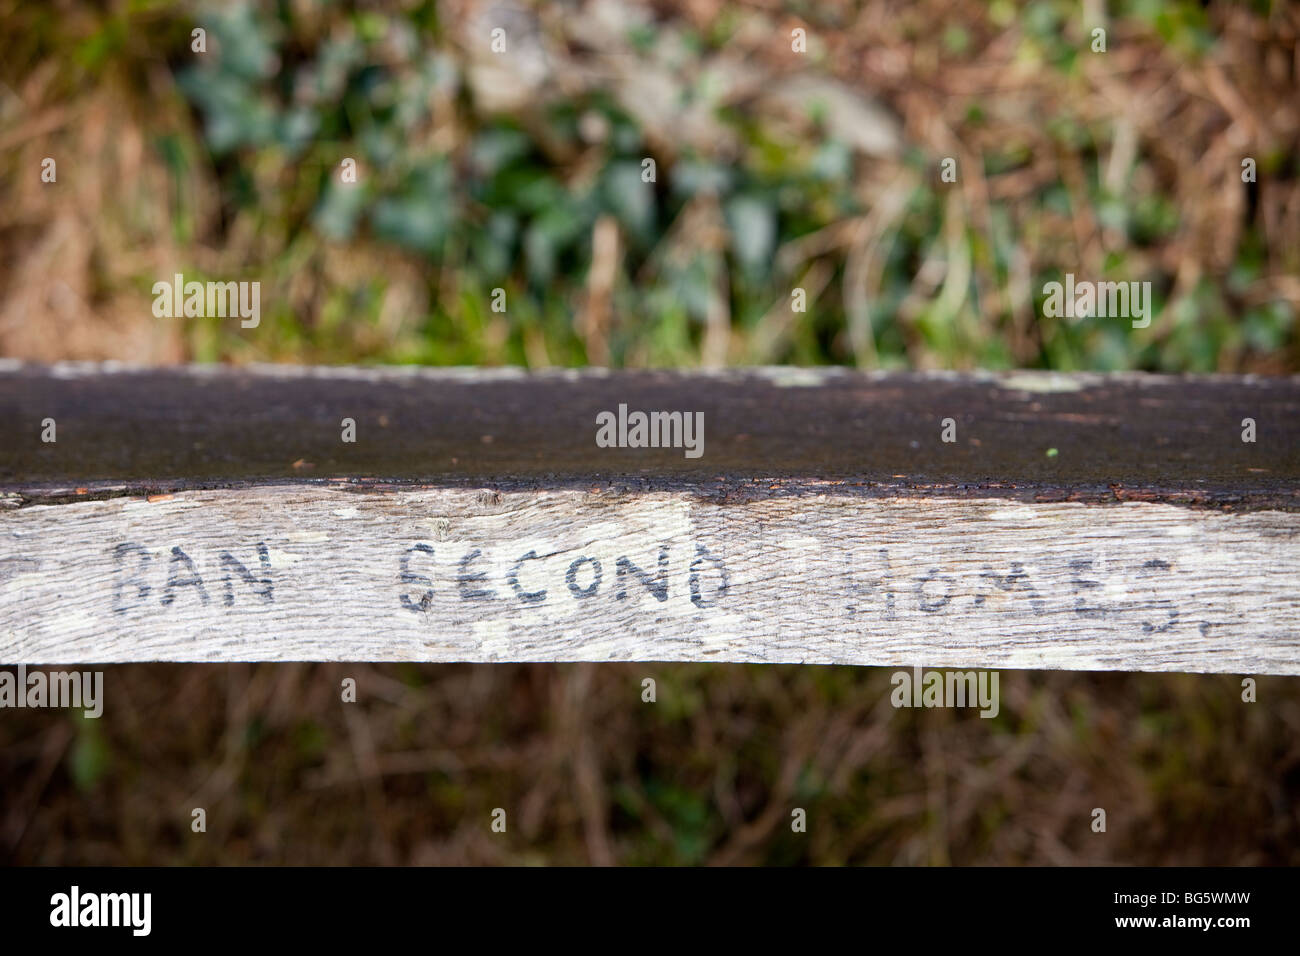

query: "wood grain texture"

left=3, top=485, right=1298, bottom=672
left=2, top=363, right=1297, bottom=671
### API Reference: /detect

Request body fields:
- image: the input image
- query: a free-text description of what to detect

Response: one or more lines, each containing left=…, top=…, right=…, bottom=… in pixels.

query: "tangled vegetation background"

left=2, top=0, right=1299, bottom=865
left=2, top=0, right=1297, bottom=369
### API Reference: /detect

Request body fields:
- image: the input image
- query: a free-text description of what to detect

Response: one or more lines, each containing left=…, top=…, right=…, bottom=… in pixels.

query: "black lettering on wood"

left=161, top=546, right=209, bottom=607
left=565, top=556, right=602, bottom=599
left=1069, top=557, right=1107, bottom=618
left=979, top=562, right=1046, bottom=613
left=509, top=550, right=548, bottom=604
left=916, top=568, right=955, bottom=613
left=689, top=543, right=729, bottom=608
left=616, top=548, right=670, bottom=603
left=457, top=548, right=497, bottom=601
left=218, top=544, right=273, bottom=606
left=399, top=543, right=435, bottom=613
left=1138, top=558, right=1178, bottom=633
left=112, top=542, right=152, bottom=613
left=845, top=548, right=895, bottom=619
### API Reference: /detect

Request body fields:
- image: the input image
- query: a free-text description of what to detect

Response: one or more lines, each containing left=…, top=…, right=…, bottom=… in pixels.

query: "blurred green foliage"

left=143, top=1, right=1293, bottom=371
left=2, top=0, right=1294, bottom=370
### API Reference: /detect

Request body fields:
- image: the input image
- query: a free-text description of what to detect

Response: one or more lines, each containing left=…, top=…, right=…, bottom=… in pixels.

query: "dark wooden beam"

left=2, top=363, right=1297, bottom=671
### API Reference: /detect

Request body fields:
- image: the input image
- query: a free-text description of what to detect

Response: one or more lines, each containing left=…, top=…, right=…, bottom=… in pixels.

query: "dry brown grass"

left=3, top=664, right=1298, bottom=865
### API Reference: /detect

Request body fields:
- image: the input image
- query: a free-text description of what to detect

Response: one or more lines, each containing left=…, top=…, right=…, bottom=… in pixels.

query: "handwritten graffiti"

left=112, top=542, right=273, bottom=612
left=397, top=542, right=731, bottom=613
left=103, top=534, right=1180, bottom=636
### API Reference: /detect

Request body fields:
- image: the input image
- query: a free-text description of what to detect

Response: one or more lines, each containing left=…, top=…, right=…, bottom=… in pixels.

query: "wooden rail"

left=1, top=362, right=1297, bottom=672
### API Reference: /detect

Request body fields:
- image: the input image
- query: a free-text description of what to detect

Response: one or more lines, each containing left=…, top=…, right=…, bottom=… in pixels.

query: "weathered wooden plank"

left=1, top=363, right=1297, bottom=671
left=2, top=484, right=1298, bottom=671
